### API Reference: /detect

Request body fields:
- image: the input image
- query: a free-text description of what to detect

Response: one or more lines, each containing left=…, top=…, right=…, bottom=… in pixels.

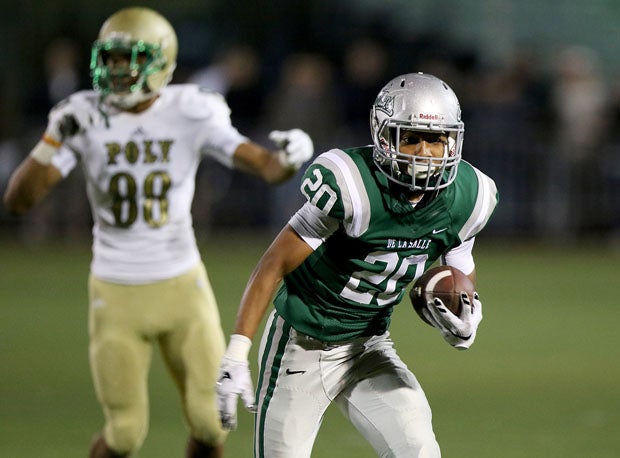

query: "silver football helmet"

left=90, top=7, right=178, bottom=108
left=370, top=72, right=464, bottom=191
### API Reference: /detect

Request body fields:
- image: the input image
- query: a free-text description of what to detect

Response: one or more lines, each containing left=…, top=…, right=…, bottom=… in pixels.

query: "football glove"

left=32, top=101, right=85, bottom=165
left=216, top=357, right=256, bottom=430
left=426, top=292, right=483, bottom=350
left=269, top=129, right=314, bottom=170
left=45, top=101, right=84, bottom=145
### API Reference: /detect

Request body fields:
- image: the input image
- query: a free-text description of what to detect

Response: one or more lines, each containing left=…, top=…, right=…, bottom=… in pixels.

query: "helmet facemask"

left=91, top=38, right=166, bottom=95
left=372, top=118, right=462, bottom=191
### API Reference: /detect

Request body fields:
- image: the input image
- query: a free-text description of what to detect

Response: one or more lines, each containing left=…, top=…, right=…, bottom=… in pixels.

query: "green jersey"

left=275, top=146, right=498, bottom=341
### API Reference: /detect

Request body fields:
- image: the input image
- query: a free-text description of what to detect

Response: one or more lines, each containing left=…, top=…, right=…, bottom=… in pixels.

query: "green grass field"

left=1, top=234, right=618, bottom=457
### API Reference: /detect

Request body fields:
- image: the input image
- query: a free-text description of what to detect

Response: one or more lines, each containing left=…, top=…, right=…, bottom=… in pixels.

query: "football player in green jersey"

left=216, top=72, right=498, bottom=457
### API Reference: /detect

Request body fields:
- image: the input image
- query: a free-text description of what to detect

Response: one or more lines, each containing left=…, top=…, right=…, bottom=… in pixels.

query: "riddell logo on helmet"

left=418, top=113, right=441, bottom=121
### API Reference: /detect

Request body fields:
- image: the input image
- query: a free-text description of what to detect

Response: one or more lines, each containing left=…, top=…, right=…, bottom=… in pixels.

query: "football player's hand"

left=216, top=356, right=256, bottom=430
left=269, top=129, right=314, bottom=170
left=427, top=292, right=483, bottom=350
left=45, top=101, right=83, bottom=144
left=31, top=101, right=86, bottom=165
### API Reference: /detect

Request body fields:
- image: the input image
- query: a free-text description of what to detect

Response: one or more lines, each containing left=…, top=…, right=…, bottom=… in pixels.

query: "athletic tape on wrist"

left=225, top=334, right=252, bottom=361
left=30, top=141, right=58, bottom=165
left=277, top=150, right=301, bottom=171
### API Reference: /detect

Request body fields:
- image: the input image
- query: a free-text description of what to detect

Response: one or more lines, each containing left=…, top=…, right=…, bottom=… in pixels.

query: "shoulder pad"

left=177, top=84, right=232, bottom=120
left=456, top=162, right=498, bottom=241
left=51, top=90, right=98, bottom=113
left=300, top=149, right=372, bottom=236
left=49, top=90, right=102, bottom=131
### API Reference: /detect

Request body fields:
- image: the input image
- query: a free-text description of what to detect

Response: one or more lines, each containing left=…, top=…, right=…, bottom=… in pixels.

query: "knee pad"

left=104, top=410, right=148, bottom=454
left=184, top=391, right=228, bottom=446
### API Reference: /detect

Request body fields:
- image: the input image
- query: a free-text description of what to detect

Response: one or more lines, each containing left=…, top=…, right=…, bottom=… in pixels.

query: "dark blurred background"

left=2, top=0, right=620, bottom=245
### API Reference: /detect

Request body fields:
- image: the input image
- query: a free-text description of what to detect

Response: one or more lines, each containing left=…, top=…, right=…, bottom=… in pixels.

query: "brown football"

left=409, top=265, right=475, bottom=326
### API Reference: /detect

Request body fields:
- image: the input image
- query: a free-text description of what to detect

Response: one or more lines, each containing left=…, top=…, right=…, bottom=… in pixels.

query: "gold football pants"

left=88, top=263, right=227, bottom=453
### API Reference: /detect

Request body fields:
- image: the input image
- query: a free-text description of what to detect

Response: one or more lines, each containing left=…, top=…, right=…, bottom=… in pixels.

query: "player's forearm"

left=260, top=154, right=298, bottom=184
left=232, top=142, right=297, bottom=184
left=3, top=158, right=60, bottom=214
left=233, top=270, right=282, bottom=340
left=233, top=225, right=313, bottom=340
left=233, top=245, right=290, bottom=340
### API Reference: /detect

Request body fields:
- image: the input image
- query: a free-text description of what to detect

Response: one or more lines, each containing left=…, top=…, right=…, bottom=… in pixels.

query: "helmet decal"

left=374, top=92, right=394, bottom=116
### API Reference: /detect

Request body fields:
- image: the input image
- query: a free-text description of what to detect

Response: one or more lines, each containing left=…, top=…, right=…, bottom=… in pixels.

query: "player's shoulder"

left=304, top=146, right=373, bottom=193
left=301, top=146, right=375, bottom=232
left=457, top=160, right=496, bottom=186
left=454, top=160, right=498, bottom=207
left=52, top=89, right=100, bottom=113
left=309, top=146, right=373, bottom=177
left=161, top=84, right=231, bottom=120
left=449, top=160, right=498, bottom=240
left=48, top=90, right=107, bottom=133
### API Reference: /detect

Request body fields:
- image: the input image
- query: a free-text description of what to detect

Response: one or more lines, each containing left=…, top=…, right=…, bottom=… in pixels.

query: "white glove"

left=216, top=335, right=256, bottom=430
left=426, top=292, right=483, bottom=350
left=32, top=101, right=85, bottom=165
left=269, top=129, right=313, bottom=170
left=45, top=101, right=84, bottom=144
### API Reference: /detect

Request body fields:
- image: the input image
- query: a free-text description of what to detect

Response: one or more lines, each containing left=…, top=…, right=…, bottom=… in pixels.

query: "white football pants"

left=253, top=310, right=441, bottom=458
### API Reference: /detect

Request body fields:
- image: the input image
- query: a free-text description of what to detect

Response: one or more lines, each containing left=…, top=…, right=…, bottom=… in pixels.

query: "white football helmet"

left=370, top=72, right=464, bottom=191
left=90, top=7, right=178, bottom=108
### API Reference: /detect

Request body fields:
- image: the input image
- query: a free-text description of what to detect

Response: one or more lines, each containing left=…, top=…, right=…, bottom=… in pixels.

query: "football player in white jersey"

left=3, top=7, right=313, bottom=458
left=215, top=73, right=498, bottom=457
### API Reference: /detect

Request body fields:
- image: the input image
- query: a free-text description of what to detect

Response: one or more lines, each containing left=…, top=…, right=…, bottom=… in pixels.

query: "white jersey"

left=50, top=84, right=248, bottom=284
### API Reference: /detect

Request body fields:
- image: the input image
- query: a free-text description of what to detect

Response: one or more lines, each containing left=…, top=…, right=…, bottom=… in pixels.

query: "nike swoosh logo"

left=432, top=228, right=448, bottom=234
left=285, top=368, right=306, bottom=375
